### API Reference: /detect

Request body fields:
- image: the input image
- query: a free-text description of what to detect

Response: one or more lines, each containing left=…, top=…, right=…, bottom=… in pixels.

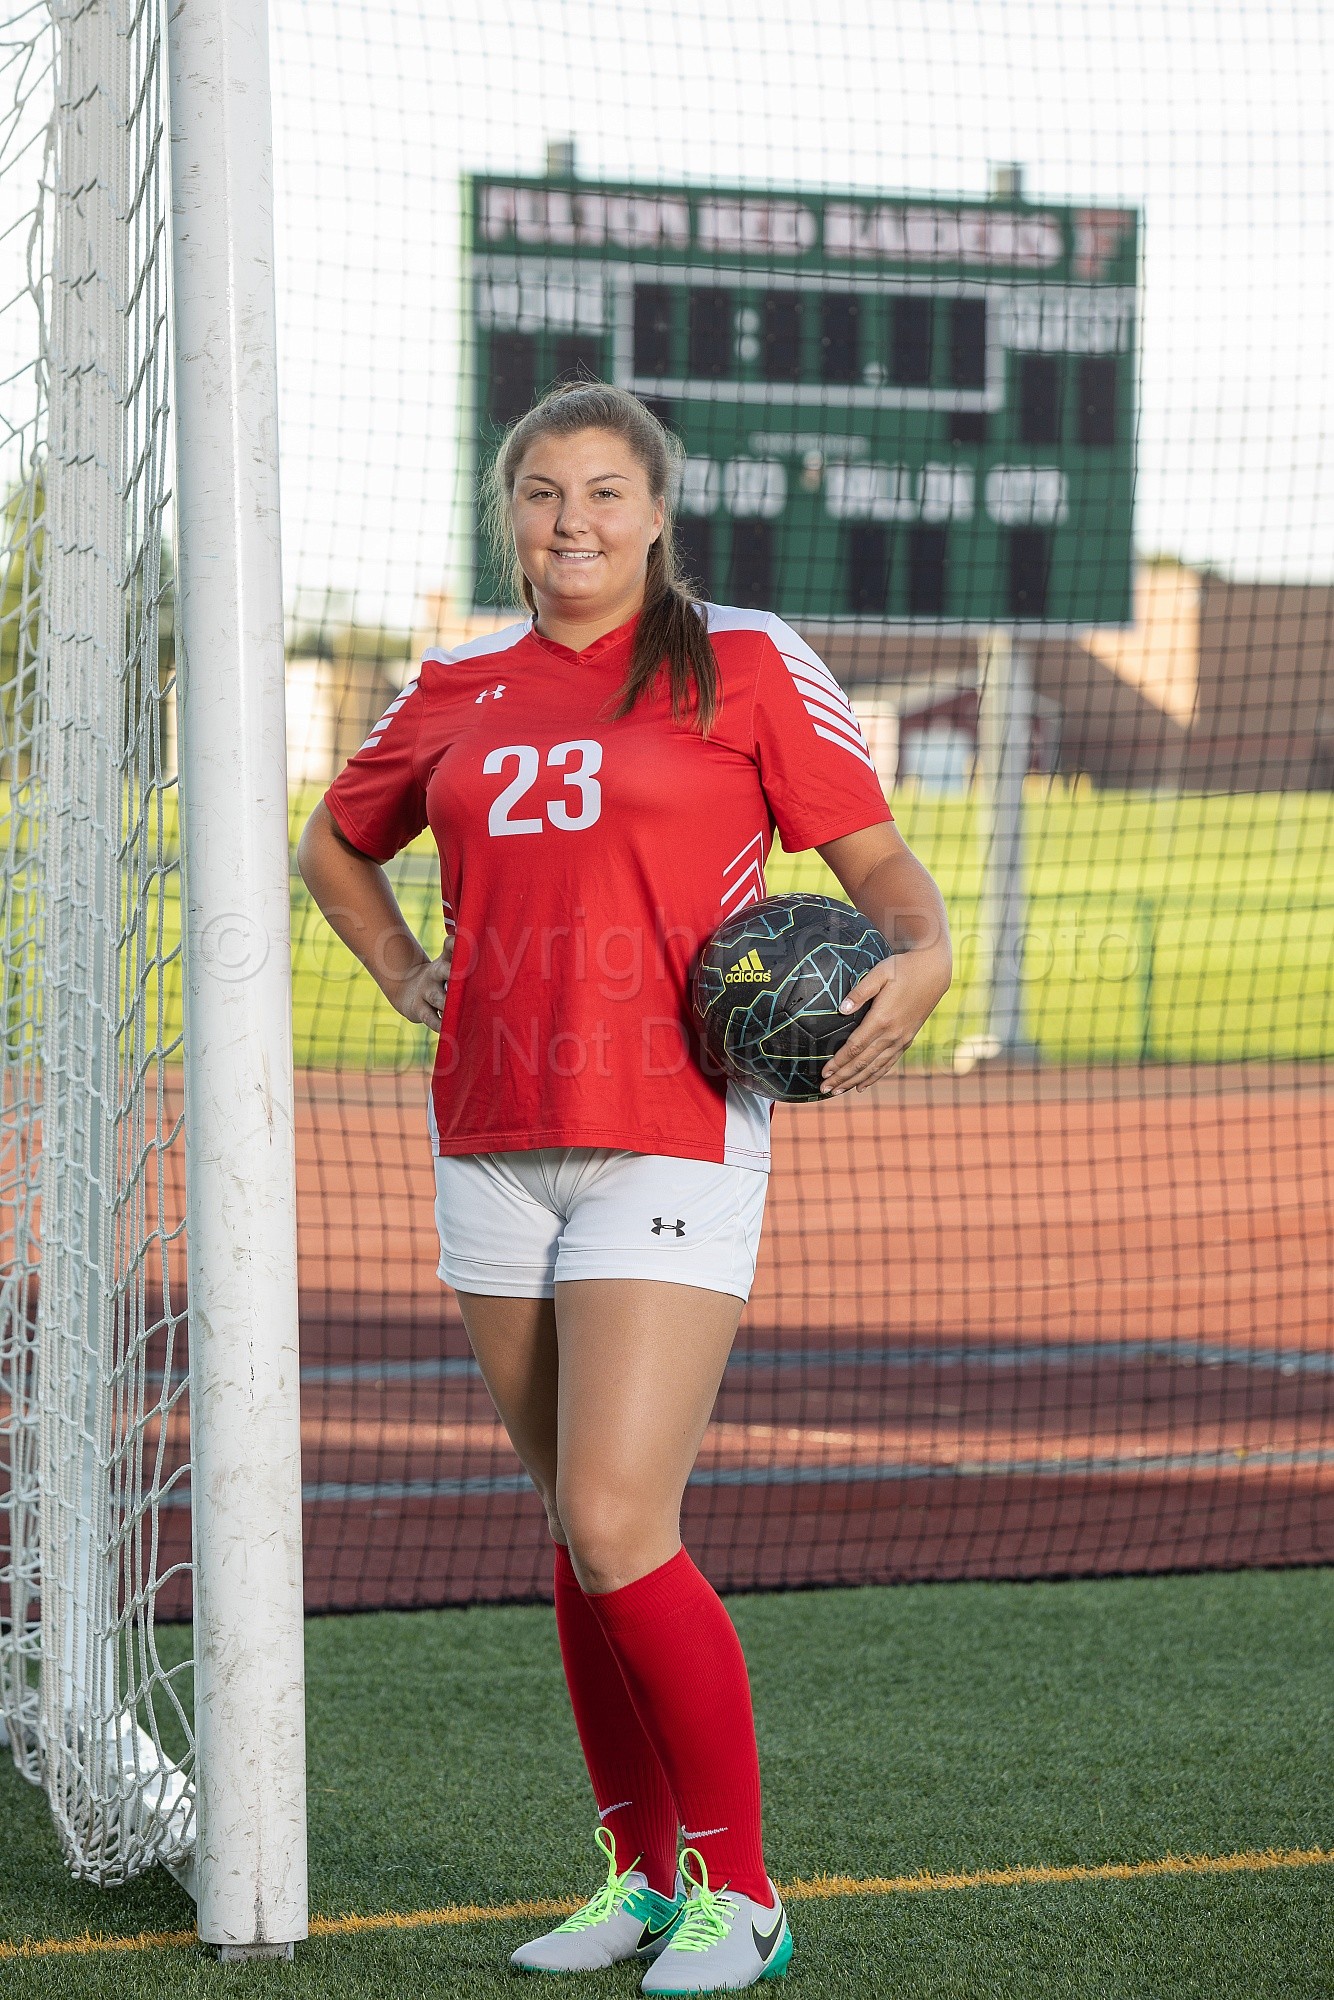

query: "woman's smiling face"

left=510, top=426, right=665, bottom=632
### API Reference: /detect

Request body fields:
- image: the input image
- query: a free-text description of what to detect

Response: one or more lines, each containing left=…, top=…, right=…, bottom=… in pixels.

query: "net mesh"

left=0, top=0, right=192, bottom=1881
left=0, top=0, right=51, bottom=1787
left=275, top=0, right=1333, bottom=1608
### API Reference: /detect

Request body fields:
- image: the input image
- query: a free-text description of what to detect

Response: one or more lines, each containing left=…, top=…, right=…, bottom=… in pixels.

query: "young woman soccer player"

left=298, top=383, right=951, bottom=1993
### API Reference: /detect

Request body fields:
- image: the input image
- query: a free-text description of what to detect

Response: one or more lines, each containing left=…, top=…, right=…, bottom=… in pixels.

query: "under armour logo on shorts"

left=650, top=1216, right=686, bottom=1237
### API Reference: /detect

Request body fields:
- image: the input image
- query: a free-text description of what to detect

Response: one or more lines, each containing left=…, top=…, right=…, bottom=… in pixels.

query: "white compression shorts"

left=433, top=1147, right=768, bottom=1302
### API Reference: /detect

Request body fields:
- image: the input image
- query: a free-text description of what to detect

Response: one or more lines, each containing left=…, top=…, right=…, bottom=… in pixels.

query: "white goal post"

left=0, top=0, right=306, bottom=1958
left=168, top=0, right=308, bottom=1955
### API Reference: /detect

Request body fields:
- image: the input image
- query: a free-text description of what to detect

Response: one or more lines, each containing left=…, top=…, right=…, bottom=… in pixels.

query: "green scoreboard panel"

left=466, top=175, right=1137, bottom=626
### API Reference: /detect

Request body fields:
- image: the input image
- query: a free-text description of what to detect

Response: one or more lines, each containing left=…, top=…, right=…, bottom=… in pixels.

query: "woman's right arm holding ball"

left=297, top=800, right=451, bottom=1032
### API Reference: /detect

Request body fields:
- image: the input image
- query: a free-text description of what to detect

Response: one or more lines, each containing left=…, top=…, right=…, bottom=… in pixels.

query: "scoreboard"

left=465, top=174, right=1137, bottom=626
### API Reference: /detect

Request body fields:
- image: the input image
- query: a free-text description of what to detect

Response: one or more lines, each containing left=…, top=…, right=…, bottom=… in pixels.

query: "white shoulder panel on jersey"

left=703, top=601, right=773, bottom=637
left=420, top=617, right=533, bottom=669
left=708, top=604, right=879, bottom=777
left=358, top=621, right=531, bottom=750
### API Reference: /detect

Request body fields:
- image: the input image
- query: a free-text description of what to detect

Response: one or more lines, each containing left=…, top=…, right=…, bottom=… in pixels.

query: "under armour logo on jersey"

left=475, top=682, right=507, bottom=702
left=651, top=1216, right=686, bottom=1237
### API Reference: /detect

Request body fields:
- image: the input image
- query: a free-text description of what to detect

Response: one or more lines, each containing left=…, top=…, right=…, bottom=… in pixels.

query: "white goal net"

left=0, top=0, right=193, bottom=1884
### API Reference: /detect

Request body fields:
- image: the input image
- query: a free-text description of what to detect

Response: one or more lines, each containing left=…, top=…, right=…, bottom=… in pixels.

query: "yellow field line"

left=309, top=1894, right=580, bottom=1938
left=2, top=1844, right=1330, bottom=1961
left=0, top=1925, right=199, bottom=1962
left=779, top=1844, right=1334, bottom=1901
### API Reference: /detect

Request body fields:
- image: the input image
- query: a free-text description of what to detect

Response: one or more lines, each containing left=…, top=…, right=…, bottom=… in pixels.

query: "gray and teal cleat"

left=510, top=1824, right=686, bottom=1974
left=640, top=1848, right=792, bottom=1993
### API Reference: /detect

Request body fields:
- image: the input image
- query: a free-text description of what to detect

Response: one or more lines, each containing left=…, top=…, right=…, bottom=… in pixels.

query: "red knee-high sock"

left=553, top=1543, right=680, bottom=1895
left=586, top=1548, right=770, bottom=1903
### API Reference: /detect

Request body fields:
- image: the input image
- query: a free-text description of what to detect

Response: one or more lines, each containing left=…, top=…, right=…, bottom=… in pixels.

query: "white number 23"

left=484, top=739, right=603, bottom=837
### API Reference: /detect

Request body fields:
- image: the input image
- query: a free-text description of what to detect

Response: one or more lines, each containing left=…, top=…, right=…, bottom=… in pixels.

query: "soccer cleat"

left=640, top=1848, right=792, bottom=1993
left=510, top=1824, right=686, bottom=1974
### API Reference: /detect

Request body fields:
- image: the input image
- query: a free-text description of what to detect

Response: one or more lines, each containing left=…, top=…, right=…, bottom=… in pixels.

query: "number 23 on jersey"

left=483, top=739, right=603, bottom=836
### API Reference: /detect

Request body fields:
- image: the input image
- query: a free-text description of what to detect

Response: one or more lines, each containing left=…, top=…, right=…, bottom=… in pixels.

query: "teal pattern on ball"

left=691, top=892, right=893, bottom=1103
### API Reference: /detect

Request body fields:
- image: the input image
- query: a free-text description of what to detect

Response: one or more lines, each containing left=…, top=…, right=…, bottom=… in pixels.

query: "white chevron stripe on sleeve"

left=358, top=677, right=419, bottom=752
left=776, top=638, right=846, bottom=698
left=802, top=702, right=872, bottom=753
left=813, top=722, right=879, bottom=774
left=795, top=681, right=863, bottom=733
left=789, top=676, right=879, bottom=765
left=766, top=625, right=880, bottom=773
left=792, top=687, right=862, bottom=739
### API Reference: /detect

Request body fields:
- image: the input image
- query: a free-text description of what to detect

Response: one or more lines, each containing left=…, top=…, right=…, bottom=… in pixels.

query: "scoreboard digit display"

left=465, top=174, right=1137, bottom=626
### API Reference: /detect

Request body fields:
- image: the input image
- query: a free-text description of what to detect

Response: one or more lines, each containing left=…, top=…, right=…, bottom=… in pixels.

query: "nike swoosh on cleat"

left=751, top=1912, right=785, bottom=1961
left=639, top=1915, right=681, bottom=1948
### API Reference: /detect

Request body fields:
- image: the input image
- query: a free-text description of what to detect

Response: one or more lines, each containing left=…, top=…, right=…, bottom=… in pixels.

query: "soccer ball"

left=691, top=892, right=893, bottom=1103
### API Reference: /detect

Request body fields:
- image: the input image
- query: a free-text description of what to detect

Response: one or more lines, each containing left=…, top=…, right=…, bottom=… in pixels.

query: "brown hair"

left=484, top=381, right=719, bottom=733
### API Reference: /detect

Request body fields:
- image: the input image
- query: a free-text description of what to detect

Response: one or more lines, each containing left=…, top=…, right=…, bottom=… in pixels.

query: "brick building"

left=812, top=561, right=1334, bottom=792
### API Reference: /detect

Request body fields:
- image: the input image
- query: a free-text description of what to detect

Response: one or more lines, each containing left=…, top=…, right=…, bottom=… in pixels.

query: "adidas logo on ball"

left=725, top=948, right=770, bottom=984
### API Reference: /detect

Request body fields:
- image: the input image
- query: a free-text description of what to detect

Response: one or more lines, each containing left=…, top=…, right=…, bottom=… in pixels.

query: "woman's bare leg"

left=550, top=1279, right=772, bottom=1907
left=459, top=1279, right=770, bottom=1903
left=455, top=1286, right=687, bottom=1892
left=552, top=1279, right=743, bottom=1594
left=454, top=1292, right=562, bottom=1536
left=455, top=1280, right=742, bottom=1579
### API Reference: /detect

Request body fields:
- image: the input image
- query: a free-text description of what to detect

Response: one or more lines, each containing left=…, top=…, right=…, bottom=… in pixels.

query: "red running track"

left=288, top=1064, right=1334, bottom=1608
left=11, top=1065, right=1334, bottom=1615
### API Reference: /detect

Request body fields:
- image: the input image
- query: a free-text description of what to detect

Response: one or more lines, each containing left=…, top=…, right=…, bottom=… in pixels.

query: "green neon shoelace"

left=666, top=1848, right=737, bottom=1953
left=556, top=1823, right=643, bottom=1933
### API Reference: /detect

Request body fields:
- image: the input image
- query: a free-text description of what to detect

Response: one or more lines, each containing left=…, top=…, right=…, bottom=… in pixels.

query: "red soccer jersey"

left=323, top=605, right=892, bottom=1171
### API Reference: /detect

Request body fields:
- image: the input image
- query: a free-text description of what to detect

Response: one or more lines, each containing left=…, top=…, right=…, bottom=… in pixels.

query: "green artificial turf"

left=3, top=1568, right=1334, bottom=1996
